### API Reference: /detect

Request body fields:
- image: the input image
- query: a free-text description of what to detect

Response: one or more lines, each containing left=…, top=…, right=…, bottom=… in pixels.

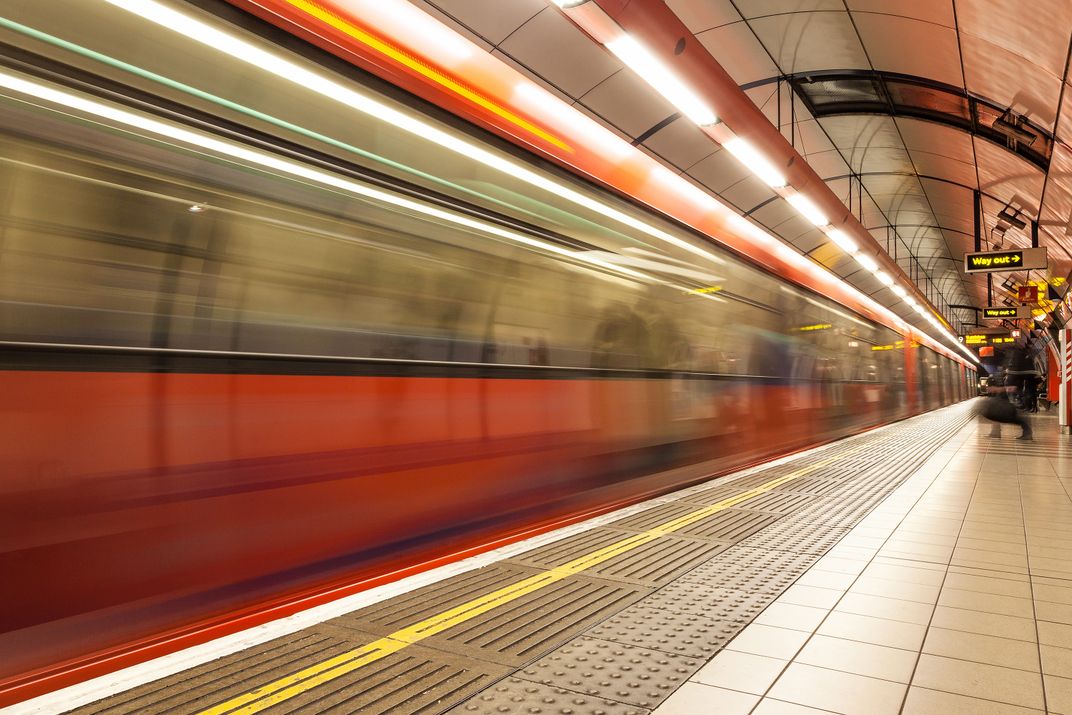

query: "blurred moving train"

left=0, top=0, right=973, bottom=697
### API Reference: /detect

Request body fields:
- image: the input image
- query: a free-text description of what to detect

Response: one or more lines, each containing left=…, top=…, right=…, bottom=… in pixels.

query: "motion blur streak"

left=0, top=0, right=974, bottom=702
left=102, top=0, right=733, bottom=267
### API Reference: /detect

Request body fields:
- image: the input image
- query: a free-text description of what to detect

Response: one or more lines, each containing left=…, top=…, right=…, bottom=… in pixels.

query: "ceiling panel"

left=1041, top=143, right=1072, bottom=232
left=959, top=33, right=1063, bottom=131
left=844, top=0, right=955, bottom=28
left=908, top=150, right=978, bottom=188
left=749, top=11, right=869, bottom=74
left=687, top=148, right=752, bottom=193
left=579, top=69, right=675, bottom=137
left=720, top=175, right=779, bottom=212
left=849, top=146, right=915, bottom=175
left=859, top=172, right=925, bottom=198
left=749, top=198, right=800, bottom=230
left=665, top=0, right=740, bottom=32
left=642, top=116, right=717, bottom=171
left=794, top=119, right=838, bottom=156
left=956, top=0, right=1072, bottom=80
left=737, top=0, right=845, bottom=20
left=817, top=115, right=903, bottom=152
left=696, top=22, right=781, bottom=85
left=853, top=13, right=963, bottom=88
left=894, top=118, right=974, bottom=163
left=803, top=149, right=853, bottom=179
left=498, top=8, right=620, bottom=98
left=973, top=137, right=1046, bottom=214
left=422, top=0, right=543, bottom=45
left=1055, top=82, right=1072, bottom=144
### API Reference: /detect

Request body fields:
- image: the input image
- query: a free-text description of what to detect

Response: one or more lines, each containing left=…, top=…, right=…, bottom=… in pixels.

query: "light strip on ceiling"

left=603, top=35, right=717, bottom=127
left=855, top=253, right=880, bottom=272
left=720, top=138, right=786, bottom=189
left=825, top=228, right=858, bottom=254
left=785, top=192, right=828, bottom=227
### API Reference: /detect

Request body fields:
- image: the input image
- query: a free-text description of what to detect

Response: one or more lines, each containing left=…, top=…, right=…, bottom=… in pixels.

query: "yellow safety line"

left=198, top=451, right=846, bottom=714
left=281, top=0, right=571, bottom=151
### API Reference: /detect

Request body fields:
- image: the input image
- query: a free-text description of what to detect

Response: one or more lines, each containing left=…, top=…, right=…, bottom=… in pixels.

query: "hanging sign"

left=964, top=247, right=1047, bottom=273
left=982, top=306, right=1031, bottom=319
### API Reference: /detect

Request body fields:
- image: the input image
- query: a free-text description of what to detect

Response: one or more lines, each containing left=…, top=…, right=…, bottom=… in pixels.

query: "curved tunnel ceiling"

left=411, top=0, right=1072, bottom=330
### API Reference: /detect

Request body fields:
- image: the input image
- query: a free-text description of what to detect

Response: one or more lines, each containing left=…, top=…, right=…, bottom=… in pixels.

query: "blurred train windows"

left=0, top=74, right=948, bottom=405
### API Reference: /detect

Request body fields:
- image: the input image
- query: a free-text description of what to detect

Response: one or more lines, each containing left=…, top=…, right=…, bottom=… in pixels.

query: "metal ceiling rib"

left=413, top=0, right=1072, bottom=328
left=670, top=0, right=1072, bottom=326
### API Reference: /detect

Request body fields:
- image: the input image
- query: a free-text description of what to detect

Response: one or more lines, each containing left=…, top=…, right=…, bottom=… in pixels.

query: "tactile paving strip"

left=585, top=605, right=732, bottom=659
left=518, top=636, right=701, bottom=710
left=679, top=547, right=816, bottom=594
left=706, top=490, right=817, bottom=514
left=506, top=528, right=731, bottom=587
left=638, top=581, right=778, bottom=623
left=72, top=626, right=510, bottom=715
left=609, top=505, right=782, bottom=543
left=739, top=521, right=849, bottom=555
left=446, top=677, right=651, bottom=715
left=334, top=567, right=649, bottom=666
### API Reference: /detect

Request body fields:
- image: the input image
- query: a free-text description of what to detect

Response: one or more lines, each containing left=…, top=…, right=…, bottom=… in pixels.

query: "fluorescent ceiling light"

left=722, top=137, right=786, bottom=188
left=605, top=35, right=717, bottom=126
left=875, top=271, right=894, bottom=287
left=855, top=253, right=879, bottom=272
left=786, top=193, right=828, bottom=227
left=826, top=228, right=857, bottom=254
left=891, top=284, right=907, bottom=298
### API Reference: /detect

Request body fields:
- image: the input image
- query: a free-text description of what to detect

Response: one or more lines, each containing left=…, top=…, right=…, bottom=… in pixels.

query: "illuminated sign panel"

left=982, top=306, right=1031, bottom=319
left=966, top=334, right=1014, bottom=345
left=1018, top=285, right=1039, bottom=303
left=964, top=247, right=1047, bottom=273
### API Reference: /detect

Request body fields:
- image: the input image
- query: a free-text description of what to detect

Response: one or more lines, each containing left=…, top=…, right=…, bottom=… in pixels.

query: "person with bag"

left=982, top=367, right=1033, bottom=440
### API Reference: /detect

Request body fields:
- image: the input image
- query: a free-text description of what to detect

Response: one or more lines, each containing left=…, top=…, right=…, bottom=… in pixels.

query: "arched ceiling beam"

left=742, top=69, right=1057, bottom=173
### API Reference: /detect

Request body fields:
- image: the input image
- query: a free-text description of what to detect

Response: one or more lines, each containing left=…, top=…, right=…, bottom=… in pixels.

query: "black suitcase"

left=983, top=396, right=1018, bottom=424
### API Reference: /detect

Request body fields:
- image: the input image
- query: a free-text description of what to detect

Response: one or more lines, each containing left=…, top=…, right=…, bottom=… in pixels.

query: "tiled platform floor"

left=655, top=412, right=1072, bottom=715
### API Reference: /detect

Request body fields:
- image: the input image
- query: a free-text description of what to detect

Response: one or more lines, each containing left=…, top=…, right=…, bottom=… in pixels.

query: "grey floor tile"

left=795, top=634, right=917, bottom=683
left=911, top=654, right=1045, bottom=709
left=691, top=650, right=787, bottom=695
left=902, top=686, right=1043, bottom=714
left=652, top=682, right=757, bottom=715
left=922, top=627, right=1041, bottom=672
left=815, top=610, right=927, bottom=651
left=937, top=588, right=1035, bottom=618
left=767, top=662, right=906, bottom=715
left=1046, top=673, right=1072, bottom=714
left=833, top=592, right=934, bottom=625
left=930, top=605, right=1037, bottom=642
left=1041, top=645, right=1072, bottom=678
left=725, top=624, right=810, bottom=661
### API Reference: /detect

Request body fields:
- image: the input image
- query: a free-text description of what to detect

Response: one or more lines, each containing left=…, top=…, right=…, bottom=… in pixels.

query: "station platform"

left=12, top=399, right=1072, bottom=715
